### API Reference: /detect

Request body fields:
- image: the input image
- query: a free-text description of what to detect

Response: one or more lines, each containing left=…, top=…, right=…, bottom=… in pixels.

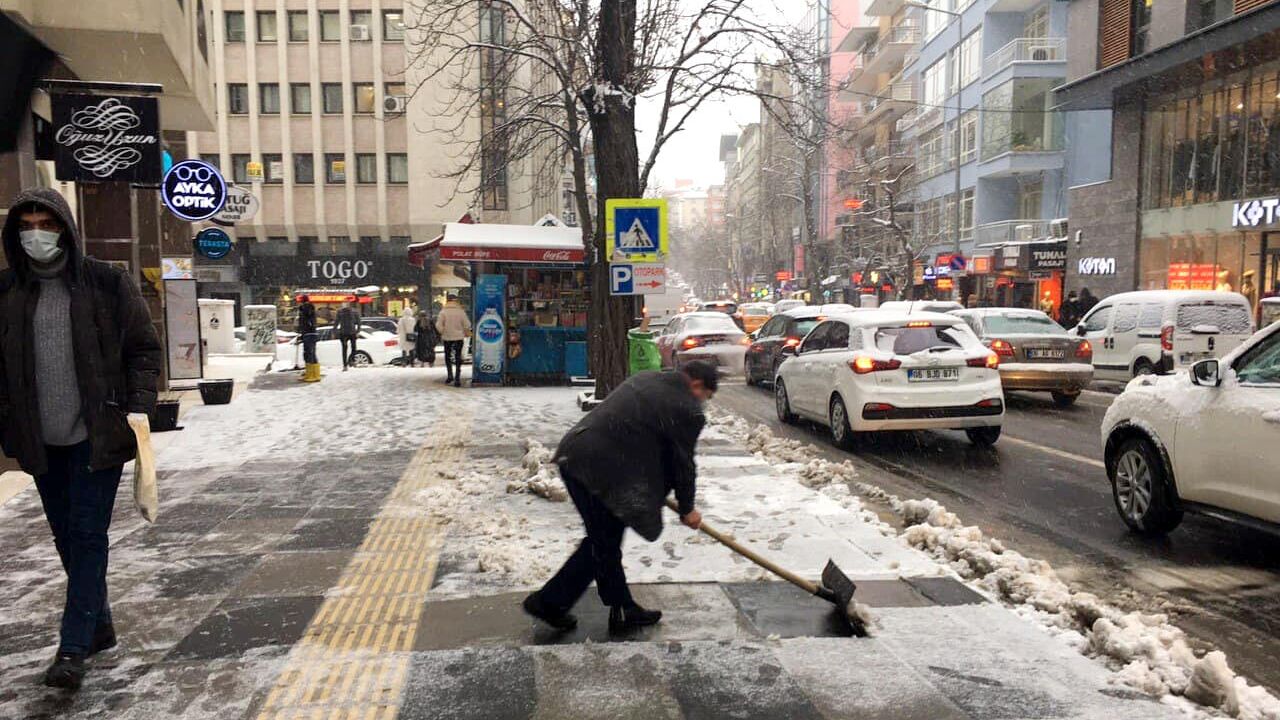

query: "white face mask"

left=19, top=229, right=63, bottom=263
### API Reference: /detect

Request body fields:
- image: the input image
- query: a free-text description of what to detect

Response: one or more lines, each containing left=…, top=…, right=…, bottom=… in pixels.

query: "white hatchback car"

left=1101, top=321, right=1280, bottom=536
left=774, top=311, right=1005, bottom=447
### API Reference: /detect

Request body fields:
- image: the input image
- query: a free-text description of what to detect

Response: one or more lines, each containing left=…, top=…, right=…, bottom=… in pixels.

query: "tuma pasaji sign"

left=162, top=159, right=227, bottom=222
left=51, top=94, right=161, bottom=184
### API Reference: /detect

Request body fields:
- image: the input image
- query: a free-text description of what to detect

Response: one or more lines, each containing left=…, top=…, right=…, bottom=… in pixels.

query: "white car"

left=1101, top=321, right=1280, bottom=536
left=879, top=300, right=965, bottom=314
left=655, top=312, right=749, bottom=373
left=308, top=326, right=402, bottom=367
left=774, top=299, right=806, bottom=314
left=774, top=311, right=1005, bottom=447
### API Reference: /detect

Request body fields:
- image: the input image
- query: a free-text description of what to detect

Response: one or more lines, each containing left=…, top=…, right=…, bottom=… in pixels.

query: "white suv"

left=1101, top=321, right=1280, bottom=535
left=774, top=311, right=1005, bottom=447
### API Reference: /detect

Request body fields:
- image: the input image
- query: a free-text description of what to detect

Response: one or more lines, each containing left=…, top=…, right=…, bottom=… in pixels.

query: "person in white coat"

left=396, top=306, right=417, bottom=366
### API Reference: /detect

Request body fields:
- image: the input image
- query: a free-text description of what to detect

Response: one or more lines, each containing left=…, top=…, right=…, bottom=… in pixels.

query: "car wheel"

left=1109, top=437, right=1183, bottom=536
left=829, top=396, right=857, bottom=450
left=1133, top=359, right=1156, bottom=377
left=965, top=426, right=1001, bottom=446
left=350, top=350, right=373, bottom=367
left=1051, top=391, right=1079, bottom=407
left=744, top=359, right=755, bottom=386
left=775, top=379, right=797, bottom=424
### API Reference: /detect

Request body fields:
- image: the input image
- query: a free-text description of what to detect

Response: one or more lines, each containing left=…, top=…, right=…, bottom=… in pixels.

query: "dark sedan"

left=743, top=307, right=826, bottom=386
left=950, top=308, right=1094, bottom=406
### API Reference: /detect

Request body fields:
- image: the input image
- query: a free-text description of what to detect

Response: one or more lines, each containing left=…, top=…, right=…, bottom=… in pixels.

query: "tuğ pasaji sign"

left=51, top=94, right=161, bottom=184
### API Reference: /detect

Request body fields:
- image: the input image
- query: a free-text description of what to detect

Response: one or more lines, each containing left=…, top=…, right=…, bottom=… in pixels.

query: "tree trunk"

left=587, top=0, right=640, bottom=399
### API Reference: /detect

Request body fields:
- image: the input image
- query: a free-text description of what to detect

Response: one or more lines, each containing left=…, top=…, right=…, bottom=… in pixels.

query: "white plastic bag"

left=127, top=414, right=159, bottom=523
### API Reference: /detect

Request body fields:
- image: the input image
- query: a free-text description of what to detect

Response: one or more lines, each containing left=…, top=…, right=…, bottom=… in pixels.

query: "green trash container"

left=628, top=329, right=661, bottom=375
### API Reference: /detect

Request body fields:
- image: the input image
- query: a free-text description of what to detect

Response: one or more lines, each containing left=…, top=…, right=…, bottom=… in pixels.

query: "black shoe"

left=609, top=603, right=662, bottom=633
left=522, top=593, right=578, bottom=631
left=454, top=380, right=462, bottom=387
left=90, top=623, right=117, bottom=656
left=42, top=652, right=87, bottom=691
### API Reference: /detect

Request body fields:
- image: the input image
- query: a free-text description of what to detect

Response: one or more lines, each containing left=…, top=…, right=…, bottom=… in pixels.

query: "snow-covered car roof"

left=842, top=310, right=964, bottom=327
left=1097, top=290, right=1250, bottom=304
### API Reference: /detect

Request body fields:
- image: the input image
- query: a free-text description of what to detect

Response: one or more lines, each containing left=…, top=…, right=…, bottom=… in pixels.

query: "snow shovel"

left=665, top=499, right=866, bottom=637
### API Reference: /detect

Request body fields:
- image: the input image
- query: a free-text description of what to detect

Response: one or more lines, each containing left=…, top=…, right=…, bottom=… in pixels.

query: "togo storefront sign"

left=308, top=259, right=374, bottom=285
left=1232, top=197, right=1280, bottom=228
left=51, top=94, right=161, bottom=184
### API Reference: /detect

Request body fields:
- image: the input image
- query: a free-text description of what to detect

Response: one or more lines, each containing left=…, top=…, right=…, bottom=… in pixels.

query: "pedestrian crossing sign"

left=606, top=198, right=668, bottom=264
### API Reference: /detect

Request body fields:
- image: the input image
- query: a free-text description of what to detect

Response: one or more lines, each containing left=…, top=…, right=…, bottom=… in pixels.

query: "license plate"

left=908, top=367, right=960, bottom=382
left=1179, top=351, right=1212, bottom=365
left=1026, top=348, right=1066, bottom=360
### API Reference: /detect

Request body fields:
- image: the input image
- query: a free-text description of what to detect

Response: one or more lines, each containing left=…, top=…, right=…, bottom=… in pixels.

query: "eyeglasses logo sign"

left=162, top=159, right=227, bottom=222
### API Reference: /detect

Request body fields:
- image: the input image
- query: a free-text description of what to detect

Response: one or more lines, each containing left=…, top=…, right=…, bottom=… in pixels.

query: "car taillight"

left=681, top=337, right=703, bottom=350
left=783, top=337, right=802, bottom=347
left=988, top=339, right=1015, bottom=357
left=849, top=356, right=902, bottom=374
left=906, top=320, right=933, bottom=328
left=1160, top=325, right=1174, bottom=351
left=967, top=353, right=1000, bottom=369
left=1075, top=340, right=1093, bottom=359
left=738, top=336, right=751, bottom=346
left=384, top=340, right=398, bottom=347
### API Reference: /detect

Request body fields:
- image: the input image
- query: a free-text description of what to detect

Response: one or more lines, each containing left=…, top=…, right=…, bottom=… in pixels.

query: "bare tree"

left=405, top=0, right=799, bottom=396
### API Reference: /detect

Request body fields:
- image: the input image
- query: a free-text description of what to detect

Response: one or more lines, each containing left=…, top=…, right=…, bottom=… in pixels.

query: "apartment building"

left=190, top=0, right=561, bottom=318
left=1055, top=0, right=1280, bottom=314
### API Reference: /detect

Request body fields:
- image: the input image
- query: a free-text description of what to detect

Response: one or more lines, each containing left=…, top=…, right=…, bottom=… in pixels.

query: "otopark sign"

left=162, top=159, right=227, bottom=222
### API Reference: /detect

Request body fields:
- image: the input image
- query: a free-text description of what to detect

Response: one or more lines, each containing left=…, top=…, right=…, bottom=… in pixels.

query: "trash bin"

left=198, top=379, right=234, bottom=405
left=150, top=400, right=181, bottom=432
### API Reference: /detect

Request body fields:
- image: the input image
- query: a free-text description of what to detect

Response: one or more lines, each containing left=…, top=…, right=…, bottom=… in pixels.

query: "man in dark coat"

left=1059, top=291, right=1083, bottom=329
left=297, top=295, right=320, bottom=382
left=334, top=300, right=362, bottom=371
left=0, top=187, right=161, bottom=690
left=523, top=361, right=716, bottom=633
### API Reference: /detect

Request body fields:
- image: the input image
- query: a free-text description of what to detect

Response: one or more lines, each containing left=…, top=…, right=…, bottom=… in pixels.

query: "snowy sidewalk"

left=0, top=367, right=1257, bottom=719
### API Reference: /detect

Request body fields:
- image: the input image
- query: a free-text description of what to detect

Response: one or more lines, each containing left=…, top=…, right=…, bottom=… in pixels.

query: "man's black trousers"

left=537, top=471, right=635, bottom=611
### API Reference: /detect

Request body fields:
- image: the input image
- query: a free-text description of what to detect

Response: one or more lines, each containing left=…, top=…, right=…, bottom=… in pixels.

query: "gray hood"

left=3, top=187, right=84, bottom=284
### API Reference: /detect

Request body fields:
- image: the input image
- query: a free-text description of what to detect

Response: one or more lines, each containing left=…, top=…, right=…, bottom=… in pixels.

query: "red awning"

left=439, top=222, right=585, bottom=265
left=407, top=212, right=475, bottom=268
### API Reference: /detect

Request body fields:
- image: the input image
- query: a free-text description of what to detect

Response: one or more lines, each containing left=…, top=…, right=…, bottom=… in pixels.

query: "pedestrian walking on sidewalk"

left=0, top=187, right=162, bottom=691
left=335, top=300, right=362, bottom=371
left=435, top=294, right=470, bottom=386
left=523, top=362, right=716, bottom=634
left=297, top=295, right=321, bottom=382
left=415, top=307, right=439, bottom=368
left=397, top=305, right=417, bottom=367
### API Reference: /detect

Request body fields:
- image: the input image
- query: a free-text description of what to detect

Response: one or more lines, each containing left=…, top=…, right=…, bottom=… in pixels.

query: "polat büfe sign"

left=51, top=94, right=161, bottom=184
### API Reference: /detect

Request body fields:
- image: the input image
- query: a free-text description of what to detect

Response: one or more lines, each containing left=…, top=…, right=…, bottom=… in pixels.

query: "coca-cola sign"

left=52, top=94, right=161, bottom=184
left=440, top=245, right=585, bottom=264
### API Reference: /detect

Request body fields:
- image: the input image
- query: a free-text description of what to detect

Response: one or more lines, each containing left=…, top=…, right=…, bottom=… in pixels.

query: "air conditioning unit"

left=383, top=95, right=407, bottom=114
left=1049, top=217, right=1068, bottom=238
left=350, top=24, right=371, bottom=41
left=1014, top=223, right=1035, bottom=243
left=1029, top=45, right=1055, bottom=61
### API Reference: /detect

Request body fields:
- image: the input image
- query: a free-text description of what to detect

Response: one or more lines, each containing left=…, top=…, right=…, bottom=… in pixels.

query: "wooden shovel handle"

left=665, top=499, right=820, bottom=595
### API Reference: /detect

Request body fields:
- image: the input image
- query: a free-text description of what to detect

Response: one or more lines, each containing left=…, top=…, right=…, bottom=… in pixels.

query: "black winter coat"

left=335, top=306, right=361, bottom=337
left=554, top=372, right=705, bottom=541
left=297, top=301, right=317, bottom=334
left=1, top=188, right=162, bottom=475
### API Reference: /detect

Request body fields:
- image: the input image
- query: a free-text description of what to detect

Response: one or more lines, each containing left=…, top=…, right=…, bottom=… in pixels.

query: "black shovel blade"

left=820, top=559, right=867, bottom=637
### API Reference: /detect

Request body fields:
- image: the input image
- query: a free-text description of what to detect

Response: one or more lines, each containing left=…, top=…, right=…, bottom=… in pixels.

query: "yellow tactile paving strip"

left=254, top=415, right=470, bottom=720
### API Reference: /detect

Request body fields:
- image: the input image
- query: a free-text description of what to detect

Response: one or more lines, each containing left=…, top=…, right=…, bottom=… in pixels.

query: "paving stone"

left=527, top=643, right=685, bottom=719
left=721, top=582, right=860, bottom=639
left=847, top=579, right=935, bottom=608
left=276, top=517, right=373, bottom=551
left=232, top=550, right=354, bottom=597
left=136, top=553, right=260, bottom=600
left=903, top=576, right=988, bottom=607
left=401, top=647, right=537, bottom=720
left=167, top=595, right=323, bottom=661
left=111, top=597, right=223, bottom=654
left=665, top=640, right=826, bottom=720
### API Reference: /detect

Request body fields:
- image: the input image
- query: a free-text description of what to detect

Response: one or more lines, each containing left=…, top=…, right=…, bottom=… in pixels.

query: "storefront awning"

left=439, top=222, right=586, bottom=264
left=407, top=235, right=442, bottom=269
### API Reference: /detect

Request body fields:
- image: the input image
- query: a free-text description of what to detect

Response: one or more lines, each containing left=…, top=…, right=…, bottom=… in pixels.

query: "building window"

left=1131, top=0, right=1152, bottom=55
left=1188, top=0, right=1232, bottom=32
left=383, top=10, right=405, bottom=40
left=263, top=153, right=284, bottom=184
left=322, top=83, right=343, bottom=114
left=981, top=78, right=1064, bottom=159
left=353, top=83, right=376, bottom=114
left=256, top=10, right=277, bottom=42
left=922, top=0, right=951, bottom=41
left=290, top=83, right=312, bottom=114
left=294, top=153, right=314, bottom=184
left=197, top=0, right=207, bottom=59
left=387, top=153, right=408, bottom=184
left=1018, top=179, right=1043, bottom=218
left=959, top=110, right=978, bottom=164
left=259, top=84, right=280, bottom=114
left=199, top=153, right=220, bottom=170
left=949, top=29, right=980, bottom=94
left=231, top=153, right=250, bottom=184
left=228, top=84, right=249, bottom=114
left=922, top=59, right=946, bottom=109
left=385, top=82, right=407, bottom=98
left=350, top=10, right=372, bottom=39
left=254, top=239, right=298, bottom=257
left=225, top=11, right=245, bottom=42
left=479, top=1, right=509, bottom=210
left=288, top=10, right=308, bottom=42
left=356, top=154, right=378, bottom=183
left=315, top=236, right=358, bottom=256
left=320, top=10, right=340, bottom=41
left=325, top=153, right=346, bottom=183
left=959, top=188, right=975, bottom=241
left=1024, top=6, right=1048, bottom=39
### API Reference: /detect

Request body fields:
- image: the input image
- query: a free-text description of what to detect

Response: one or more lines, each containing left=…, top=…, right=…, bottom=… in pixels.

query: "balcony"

left=975, top=219, right=1054, bottom=247
left=835, top=22, right=881, bottom=54
left=866, top=141, right=913, bottom=167
left=982, top=38, right=1066, bottom=77
left=895, top=108, right=919, bottom=134
left=863, top=81, right=917, bottom=123
left=863, top=25, right=920, bottom=77
left=840, top=58, right=879, bottom=98
left=866, top=0, right=907, bottom=17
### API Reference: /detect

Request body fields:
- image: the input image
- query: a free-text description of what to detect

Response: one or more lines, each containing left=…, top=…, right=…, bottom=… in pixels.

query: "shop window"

left=290, top=83, right=312, bottom=114
left=356, top=154, right=378, bottom=184
left=259, top=84, right=280, bottom=115
left=294, top=153, right=314, bottom=184
left=322, top=83, right=343, bottom=114
left=383, top=10, right=406, bottom=40
left=228, top=84, right=249, bottom=115
left=288, top=11, right=309, bottom=42
left=225, top=11, right=245, bottom=42
left=320, top=11, right=340, bottom=41
left=354, top=83, right=376, bottom=114
left=257, top=10, right=278, bottom=42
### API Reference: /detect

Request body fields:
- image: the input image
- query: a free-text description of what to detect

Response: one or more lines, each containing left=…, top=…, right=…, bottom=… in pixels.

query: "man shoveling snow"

left=522, top=362, right=716, bottom=634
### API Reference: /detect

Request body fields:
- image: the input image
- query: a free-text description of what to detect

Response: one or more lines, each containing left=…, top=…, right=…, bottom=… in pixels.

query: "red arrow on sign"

left=639, top=281, right=663, bottom=288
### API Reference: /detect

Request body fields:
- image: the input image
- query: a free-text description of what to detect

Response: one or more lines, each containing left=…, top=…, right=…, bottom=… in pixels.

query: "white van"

left=1074, top=290, right=1255, bottom=380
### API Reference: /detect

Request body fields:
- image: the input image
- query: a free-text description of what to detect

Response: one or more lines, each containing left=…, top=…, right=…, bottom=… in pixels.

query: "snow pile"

left=720, top=417, right=1280, bottom=720
left=503, top=440, right=568, bottom=502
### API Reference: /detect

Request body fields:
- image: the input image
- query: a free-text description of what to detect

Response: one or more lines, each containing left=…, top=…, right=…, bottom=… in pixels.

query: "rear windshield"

left=686, top=316, right=740, bottom=332
left=982, top=312, right=1064, bottom=335
left=701, top=303, right=738, bottom=314
left=744, top=307, right=770, bottom=316
left=1175, top=303, right=1253, bottom=334
left=874, top=325, right=974, bottom=355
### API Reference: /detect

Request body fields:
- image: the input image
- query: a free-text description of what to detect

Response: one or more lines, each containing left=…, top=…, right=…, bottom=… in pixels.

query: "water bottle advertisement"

left=472, top=274, right=507, bottom=385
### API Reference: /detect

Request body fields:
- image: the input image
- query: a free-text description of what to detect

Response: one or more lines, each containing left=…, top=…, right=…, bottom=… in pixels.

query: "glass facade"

left=1142, top=62, right=1280, bottom=210
left=1138, top=234, right=1266, bottom=307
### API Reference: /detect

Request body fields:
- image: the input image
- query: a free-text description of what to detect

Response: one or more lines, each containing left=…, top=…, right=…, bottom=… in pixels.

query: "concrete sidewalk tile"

left=132, top=553, right=260, bottom=600
left=192, top=517, right=302, bottom=557
left=903, top=576, right=988, bottom=607
left=276, top=517, right=375, bottom=551
left=167, top=595, right=324, bottom=661
left=111, top=597, right=223, bottom=654
left=232, top=550, right=354, bottom=598
left=529, top=644, right=684, bottom=719
left=721, top=582, right=861, bottom=639
left=401, top=647, right=538, bottom=720
left=665, top=641, right=827, bottom=720
left=845, top=579, right=935, bottom=608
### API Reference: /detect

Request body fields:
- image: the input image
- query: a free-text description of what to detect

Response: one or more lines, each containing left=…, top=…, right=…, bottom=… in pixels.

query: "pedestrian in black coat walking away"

left=334, top=301, right=362, bottom=371
left=0, top=187, right=162, bottom=691
left=523, top=362, right=717, bottom=634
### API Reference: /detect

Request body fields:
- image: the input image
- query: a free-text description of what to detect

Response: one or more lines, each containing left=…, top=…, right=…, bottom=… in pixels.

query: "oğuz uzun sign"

left=51, top=94, right=161, bottom=184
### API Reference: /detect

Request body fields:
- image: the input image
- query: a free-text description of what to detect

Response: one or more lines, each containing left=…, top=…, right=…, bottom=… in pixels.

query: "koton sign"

left=1232, top=197, right=1280, bottom=228
left=308, top=259, right=374, bottom=285
left=440, top=245, right=585, bottom=264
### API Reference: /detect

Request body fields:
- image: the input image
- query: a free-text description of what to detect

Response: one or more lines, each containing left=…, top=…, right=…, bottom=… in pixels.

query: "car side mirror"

left=1075, top=325, right=1086, bottom=337
left=781, top=345, right=798, bottom=357
left=1190, top=358, right=1221, bottom=387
